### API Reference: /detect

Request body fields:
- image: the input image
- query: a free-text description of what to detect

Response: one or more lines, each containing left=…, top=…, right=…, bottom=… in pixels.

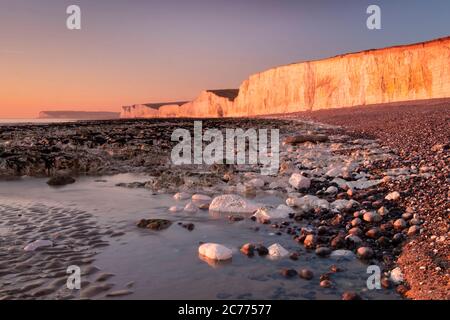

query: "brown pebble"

left=381, top=277, right=392, bottom=289
left=342, top=292, right=362, bottom=300
left=407, top=225, right=420, bottom=236
left=330, top=265, right=343, bottom=273
left=396, top=284, right=409, bottom=295
left=348, top=227, right=363, bottom=237
left=240, top=243, right=255, bottom=256
left=365, top=228, right=381, bottom=239
left=377, top=236, right=390, bottom=247
left=303, top=234, right=316, bottom=249
left=280, top=268, right=298, bottom=278
left=357, top=247, right=374, bottom=260
left=320, top=280, right=332, bottom=288
left=331, top=235, right=345, bottom=249
left=393, top=219, right=407, bottom=230
left=299, top=269, right=314, bottom=280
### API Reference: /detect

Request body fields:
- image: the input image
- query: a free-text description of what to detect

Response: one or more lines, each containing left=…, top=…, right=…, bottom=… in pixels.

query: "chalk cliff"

left=121, top=36, right=450, bottom=118
left=120, top=101, right=188, bottom=118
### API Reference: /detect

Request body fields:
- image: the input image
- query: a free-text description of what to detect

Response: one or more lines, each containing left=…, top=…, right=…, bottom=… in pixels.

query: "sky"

left=0, top=0, right=449, bottom=118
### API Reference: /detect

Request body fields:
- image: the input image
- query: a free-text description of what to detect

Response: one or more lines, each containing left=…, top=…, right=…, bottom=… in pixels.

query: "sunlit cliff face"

left=121, top=37, right=450, bottom=119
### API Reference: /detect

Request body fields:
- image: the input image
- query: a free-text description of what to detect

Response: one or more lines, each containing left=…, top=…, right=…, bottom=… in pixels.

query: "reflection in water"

left=198, top=254, right=233, bottom=268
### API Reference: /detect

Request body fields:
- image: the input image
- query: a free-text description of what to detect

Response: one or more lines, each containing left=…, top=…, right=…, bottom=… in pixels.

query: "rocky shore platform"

left=0, top=106, right=448, bottom=300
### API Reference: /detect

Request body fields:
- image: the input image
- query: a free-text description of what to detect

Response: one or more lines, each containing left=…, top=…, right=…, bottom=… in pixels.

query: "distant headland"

left=38, top=111, right=120, bottom=120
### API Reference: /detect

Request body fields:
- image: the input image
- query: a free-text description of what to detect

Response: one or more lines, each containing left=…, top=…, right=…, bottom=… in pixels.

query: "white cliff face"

left=233, top=37, right=450, bottom=115
left=178, top=91, right=234, bottom=117
left=121, top=91, right=235, bottom=118
left=120, top=104, right=159, bottom=118
left=121, top=36, right=450, bottom=118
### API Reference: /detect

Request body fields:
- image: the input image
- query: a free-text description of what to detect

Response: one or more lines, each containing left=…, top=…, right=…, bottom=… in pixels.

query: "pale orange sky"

left=1, top=0, right=449, bottom=118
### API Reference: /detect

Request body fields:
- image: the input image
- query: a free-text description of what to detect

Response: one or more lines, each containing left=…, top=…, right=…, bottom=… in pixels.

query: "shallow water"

left=0, top=119, right=77, bottom=125
left=0, top=174, right=401, bottom=300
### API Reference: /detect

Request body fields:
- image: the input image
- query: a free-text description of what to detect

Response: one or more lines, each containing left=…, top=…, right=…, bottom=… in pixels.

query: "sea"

left=0, top=119, right=77, bottom=125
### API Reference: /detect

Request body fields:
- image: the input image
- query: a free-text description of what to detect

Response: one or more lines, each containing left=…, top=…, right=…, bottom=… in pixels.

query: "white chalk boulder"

left=209, top=194, right=259, bottom=214
left=246, top=178, right=265, bottom=188
left=286, top=195, right=329, bottom=211
left=184, top=201, right=198, bottom=213
left=252, top=206, right=290, bottom=223
left=192, top=194, right=212, bottom=202
left=389, top=267, right=404, bottom=284
left=267, top=243, right=289, bottom=258
left=330, top=199, right=359, bottom=212
left=174, top=192, right=191, bottom=200
left=198, top=243, right=233, bottom=261
left=288, top=173, right=311, bottom=190
left=168, top=206, right=184, bottom=213
left=385, top=191, right=400, bottom=201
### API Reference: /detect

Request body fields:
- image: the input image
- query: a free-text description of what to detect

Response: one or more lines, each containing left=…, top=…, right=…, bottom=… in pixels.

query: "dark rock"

left=331, top=235, right=345, bottom=249
left=319, top=273, right=331, bottom=281
left=182, top=223, right=195, bottom=231
left=289, top=252, right=299, bottom=261
left=256, top=245, right=269, bottom=256
left=392, top=233, right=405, bottom=244
left=228, top=214, right=244, bottom=222
left=377, top=236, right=390, bottom=247
left=137, top=219, right=172, bottom=231
left=380, top=222, right=393, bottom=232
left=283, top=134, right=329, bottom=145
left=280, top=268, right=298, bottom=278
left=47, top=175, right=76, bottom=186
left=315, top=246, right=332, bottom=257
left=317, top=226, right=328, bottom=235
